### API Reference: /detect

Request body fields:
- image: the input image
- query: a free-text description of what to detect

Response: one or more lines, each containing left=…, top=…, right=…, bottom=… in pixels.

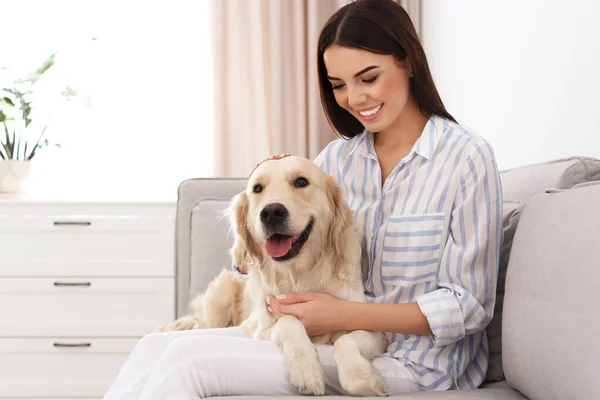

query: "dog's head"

left=227, top=156, right=353, bottom=269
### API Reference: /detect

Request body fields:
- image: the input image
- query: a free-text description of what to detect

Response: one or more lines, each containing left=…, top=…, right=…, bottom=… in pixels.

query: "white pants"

left=102, top=327, right=422, bottom=399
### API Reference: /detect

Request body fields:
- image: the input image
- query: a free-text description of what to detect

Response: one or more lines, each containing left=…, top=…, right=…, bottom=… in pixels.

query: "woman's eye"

left=253, top=184, right=263, bottom=193
left=362, top=76, right=378, bottom=84
left=331, top=83, right=345, bottom=90
left=294, top=177, right=309, bottom=188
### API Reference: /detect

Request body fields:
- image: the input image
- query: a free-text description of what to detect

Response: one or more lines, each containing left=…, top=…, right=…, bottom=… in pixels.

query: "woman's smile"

left=355, top=103, right=384, bottom=121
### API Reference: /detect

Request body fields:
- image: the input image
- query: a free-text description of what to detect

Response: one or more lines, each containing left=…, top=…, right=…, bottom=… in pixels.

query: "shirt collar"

left=413, top=114, right=447, bottom=160
left=348, top=128, right=372, bottom=157
left=349, top=114, right=448, bottom=161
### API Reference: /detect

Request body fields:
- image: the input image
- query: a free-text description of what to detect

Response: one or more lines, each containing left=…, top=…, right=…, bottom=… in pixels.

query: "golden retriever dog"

left=158, top=267, right=251, bottom=332
left=161, top=156, right=388, bottom=396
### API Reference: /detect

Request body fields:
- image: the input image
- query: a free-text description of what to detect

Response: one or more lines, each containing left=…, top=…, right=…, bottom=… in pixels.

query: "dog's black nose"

left=260, top=203, right=289, bottom=226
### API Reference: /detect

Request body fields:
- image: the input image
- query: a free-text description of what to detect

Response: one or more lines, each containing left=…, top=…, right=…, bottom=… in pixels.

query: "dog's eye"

left=294, top=177, right=309, bottom=188
left=253, top=184, right=263, bottom=193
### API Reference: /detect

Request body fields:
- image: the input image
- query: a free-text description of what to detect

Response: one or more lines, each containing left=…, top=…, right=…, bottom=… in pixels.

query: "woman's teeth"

left=359, top=104, right=382, bottom=116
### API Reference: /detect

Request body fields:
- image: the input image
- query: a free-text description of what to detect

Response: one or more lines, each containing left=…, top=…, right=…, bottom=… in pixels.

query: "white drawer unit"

left=0, top=208, right=174, bottom=277
left=0, top=338, right=138, bottom=398
left=0, top=277, right=174, bottom=337
left=0, top=194, right=176, bottom=399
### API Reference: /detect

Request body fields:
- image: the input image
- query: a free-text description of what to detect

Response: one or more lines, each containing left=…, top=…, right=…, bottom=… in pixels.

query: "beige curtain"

left=396, top=0, right=421, bottom=37
left=211, top=0, right=421, bottom=177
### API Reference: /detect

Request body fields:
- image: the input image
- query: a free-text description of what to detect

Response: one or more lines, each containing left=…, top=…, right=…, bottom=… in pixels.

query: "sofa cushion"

left=502, top=182, right=600, bottom=400
left=212, top=387, right=528, bottom=399
left=176, top=178, right=247, bottom=317
left=485, top=200, right=525, bottom=383
left=499, top=156, right=600, bottom=203
left=189, top=199, right=237, bottom=303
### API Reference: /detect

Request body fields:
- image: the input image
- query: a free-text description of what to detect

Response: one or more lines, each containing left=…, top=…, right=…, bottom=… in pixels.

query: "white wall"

left=421, top=0, right=600, bottom=170
left=1, top=0, right=214, bottom=198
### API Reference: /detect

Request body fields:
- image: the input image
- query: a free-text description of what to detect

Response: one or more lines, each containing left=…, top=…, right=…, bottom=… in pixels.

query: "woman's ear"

left=397, top=56, right=413, bottom=77
left=325, top=174, right=353, bottom=259
left=405, top=58, right=414, bottom=77
left=227, top=191, right=263, bottom=267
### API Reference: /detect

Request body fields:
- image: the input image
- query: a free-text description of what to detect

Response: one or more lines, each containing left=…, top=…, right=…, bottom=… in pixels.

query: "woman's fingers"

left=267, top=296, right=302, bottom=319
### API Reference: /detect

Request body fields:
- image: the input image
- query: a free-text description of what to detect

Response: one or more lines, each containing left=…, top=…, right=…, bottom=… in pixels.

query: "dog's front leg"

left=250, top=295, right=276, bottom=340
left=271, top=315, right=326, bottom=395
left=239, top=314, right=259, bottom=338
left=331, top=330, right=389, bottom=397
left=238, top=304, right=274, bottom=340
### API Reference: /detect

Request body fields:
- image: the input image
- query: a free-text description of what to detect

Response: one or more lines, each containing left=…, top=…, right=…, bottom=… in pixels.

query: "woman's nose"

left=347, top=87, right=367, bottom=109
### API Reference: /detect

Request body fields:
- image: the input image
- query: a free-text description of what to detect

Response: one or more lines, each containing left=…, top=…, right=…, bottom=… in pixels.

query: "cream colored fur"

left=160, top=156, right=389, bottom=396
left=158, top=268, right=252, bottom=332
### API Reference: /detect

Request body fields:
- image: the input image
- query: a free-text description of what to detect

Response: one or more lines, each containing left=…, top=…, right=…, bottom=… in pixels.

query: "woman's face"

left=323, top=44, right=413, bottom=134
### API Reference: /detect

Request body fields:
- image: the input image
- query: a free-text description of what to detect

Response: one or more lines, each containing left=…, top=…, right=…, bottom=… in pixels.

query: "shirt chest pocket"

left=381, top=212, right=445, bottom=287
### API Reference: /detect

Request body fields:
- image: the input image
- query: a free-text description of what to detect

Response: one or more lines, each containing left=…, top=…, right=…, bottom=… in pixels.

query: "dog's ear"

left=325, top=174, right=353, bottom=259
left=227, top=191, right=263, bottom=268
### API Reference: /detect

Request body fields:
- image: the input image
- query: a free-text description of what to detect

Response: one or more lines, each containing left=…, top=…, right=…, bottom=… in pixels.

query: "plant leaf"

left=16, top=52, right=57, bottom=85
left=9, top=129, right=16, bottom=156
left=26, top=122, right=49, bottom=160
left=1, top=141, right=10, bottom=159
left=15, top=131, right=21, bottom=159
left=2, top=121, right=13, bottom=159
left=61, top=86, right=78, bottom=98
left=0, top=96, right=15, bottom=107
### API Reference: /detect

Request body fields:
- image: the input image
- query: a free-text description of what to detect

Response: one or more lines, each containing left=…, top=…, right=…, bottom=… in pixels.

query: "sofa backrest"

left=499, top=156, right=600, bottom=203
left=175, top=177, right=247, bottom=317
left=501, top=182, right=600, bottom=400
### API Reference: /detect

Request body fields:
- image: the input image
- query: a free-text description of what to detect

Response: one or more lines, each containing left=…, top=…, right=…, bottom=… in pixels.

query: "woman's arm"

left=412, top=143, right=503, bottom=347
left=268, top=292, right=432, bottom=337
left=340, top=301, right=432, bottom=336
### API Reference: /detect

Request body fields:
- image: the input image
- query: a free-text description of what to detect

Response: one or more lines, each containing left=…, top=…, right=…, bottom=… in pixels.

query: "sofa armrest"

left=175, top=177, right=247, bottom=317
left=502, top=182, right=600, bottom=400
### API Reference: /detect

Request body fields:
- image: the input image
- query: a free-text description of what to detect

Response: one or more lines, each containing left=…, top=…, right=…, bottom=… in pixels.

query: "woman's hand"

left=267, top=292, right=352, bottom=337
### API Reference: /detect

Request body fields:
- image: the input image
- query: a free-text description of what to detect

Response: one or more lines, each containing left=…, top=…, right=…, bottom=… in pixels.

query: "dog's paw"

left=338, top=357, right=389, bottom=397
left=285, top=346, right=326, bottom=395
left=288, top=359, right=326, bottom=395
left=240, top=317, right=258, bottom=338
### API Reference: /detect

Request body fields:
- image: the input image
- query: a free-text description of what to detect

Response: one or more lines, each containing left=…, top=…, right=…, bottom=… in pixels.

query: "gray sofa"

left=175, top=156, right=600, bottom=400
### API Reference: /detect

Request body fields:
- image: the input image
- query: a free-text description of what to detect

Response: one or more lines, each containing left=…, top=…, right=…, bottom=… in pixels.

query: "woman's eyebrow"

left=327, top=65, right=381, bottom=81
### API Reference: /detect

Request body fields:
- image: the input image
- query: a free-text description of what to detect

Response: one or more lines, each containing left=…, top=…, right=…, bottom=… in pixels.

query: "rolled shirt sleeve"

left=416, top=142, right=503, bottom=348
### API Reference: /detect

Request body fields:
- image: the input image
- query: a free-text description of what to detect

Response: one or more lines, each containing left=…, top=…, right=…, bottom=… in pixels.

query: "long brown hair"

left=317, top=0, right=456, bottom=139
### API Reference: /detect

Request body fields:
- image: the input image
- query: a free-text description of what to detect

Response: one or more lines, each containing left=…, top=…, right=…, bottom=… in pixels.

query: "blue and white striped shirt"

left=314, top=114, right=503, bottom=391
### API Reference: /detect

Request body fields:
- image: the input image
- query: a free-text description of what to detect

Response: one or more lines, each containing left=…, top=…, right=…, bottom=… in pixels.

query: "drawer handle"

left=53, top=221, right=92, bottom=226
left=53, top=342, right=92, bottom=348
left=53, top=281, right=92, bottom=287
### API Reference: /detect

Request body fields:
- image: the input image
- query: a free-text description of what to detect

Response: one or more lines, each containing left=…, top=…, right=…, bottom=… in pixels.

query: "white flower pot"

left=0, top=160, right=32, bottom=194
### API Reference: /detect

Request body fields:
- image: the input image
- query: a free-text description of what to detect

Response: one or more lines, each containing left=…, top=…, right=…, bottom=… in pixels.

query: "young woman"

left=268, top=0, right=502, bottom=392
left=102, top=0, right=502, bottom=398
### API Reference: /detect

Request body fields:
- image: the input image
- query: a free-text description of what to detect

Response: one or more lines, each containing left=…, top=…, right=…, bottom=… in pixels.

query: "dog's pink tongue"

left=265, top=237, right=294, bottom=257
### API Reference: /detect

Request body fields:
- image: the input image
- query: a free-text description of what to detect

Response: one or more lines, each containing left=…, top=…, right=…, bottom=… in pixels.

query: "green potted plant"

left=0, top=52, right=77, bottom=193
